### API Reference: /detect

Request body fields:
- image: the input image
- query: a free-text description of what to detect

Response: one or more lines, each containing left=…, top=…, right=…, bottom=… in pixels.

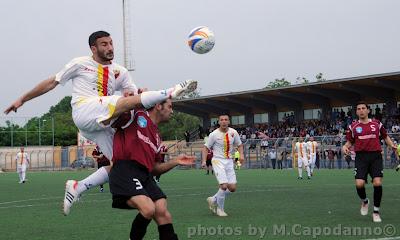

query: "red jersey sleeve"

left=379, top=122, right=388, bottom=139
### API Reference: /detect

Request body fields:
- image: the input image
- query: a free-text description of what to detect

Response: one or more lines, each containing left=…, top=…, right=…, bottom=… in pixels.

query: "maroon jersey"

left=92, top=147, right=110, bottom=164
left=346, top=119, right=387, bottom=152
left=112, top=110, right=162, bottom=172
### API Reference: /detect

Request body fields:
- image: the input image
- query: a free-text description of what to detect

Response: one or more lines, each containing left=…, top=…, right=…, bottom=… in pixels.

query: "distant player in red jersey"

left=91, top=146, right=110, bottom=192
left=342, top=102, right=397, bottom=223
left=109, top=99, right=195, bottom=240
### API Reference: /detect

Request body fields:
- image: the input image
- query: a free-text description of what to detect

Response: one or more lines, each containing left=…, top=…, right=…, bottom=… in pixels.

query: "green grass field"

left=1, top=169, right=399, bottom=240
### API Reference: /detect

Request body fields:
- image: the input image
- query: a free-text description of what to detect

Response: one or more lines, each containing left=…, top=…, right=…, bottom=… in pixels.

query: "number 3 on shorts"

left=133, top=178, right=143, bottom=190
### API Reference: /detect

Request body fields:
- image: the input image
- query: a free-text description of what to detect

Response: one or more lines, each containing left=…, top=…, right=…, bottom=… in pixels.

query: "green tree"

left=158, top=111, right=201, bottom=141
left=265, top=78, right=291, bottom=88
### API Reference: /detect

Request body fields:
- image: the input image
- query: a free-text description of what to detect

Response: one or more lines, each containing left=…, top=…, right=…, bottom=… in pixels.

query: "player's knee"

left=227, top=185, right=236, bottom=192
left=139, top=204, right=156, bottom=219
left=372, top=178, right=382, bottom=187
left=355, top=181, right=365, bottom=188
left=219, top=184, right=228, bottom=191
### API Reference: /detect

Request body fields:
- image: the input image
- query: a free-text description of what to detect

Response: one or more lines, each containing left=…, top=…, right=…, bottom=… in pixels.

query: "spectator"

left=268, top=148, right=277, bottom=169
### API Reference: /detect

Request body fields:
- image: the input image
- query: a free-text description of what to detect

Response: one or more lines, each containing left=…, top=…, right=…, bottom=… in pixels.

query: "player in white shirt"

left=15, top=147, right=29, bottom=183
left=202, top=114, right=244, bottom=217
left=295, top=137, right=311, bottom=179
left=306, top=137, right=318, bottom=175
left=4, top=31, right=197, bottom=215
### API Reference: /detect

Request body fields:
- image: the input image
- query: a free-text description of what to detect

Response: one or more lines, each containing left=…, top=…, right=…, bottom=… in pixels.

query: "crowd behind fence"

left=0, top=133, right=399, bottom=171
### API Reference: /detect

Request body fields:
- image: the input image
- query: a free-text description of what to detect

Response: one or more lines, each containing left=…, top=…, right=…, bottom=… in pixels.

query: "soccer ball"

left=187, top=26, right=215, bottom=54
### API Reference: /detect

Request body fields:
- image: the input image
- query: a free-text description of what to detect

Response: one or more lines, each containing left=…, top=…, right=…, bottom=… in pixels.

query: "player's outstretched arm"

left=152, top=154, right=196, bottom=176
left=4, top=76, right=58, bottom=114
left=383, top=136, right=397, bottom=153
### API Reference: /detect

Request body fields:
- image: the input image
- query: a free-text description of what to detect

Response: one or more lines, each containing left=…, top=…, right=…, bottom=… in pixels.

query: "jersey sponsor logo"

left=355, top=127, right=363, bottom=134
left=83, top=67, right=96, bottom=73
left=358, top=134, right=376, bottom=140
left=137, top=116, right=147, bottom=128
left=137, top=130, right=158, bottom=152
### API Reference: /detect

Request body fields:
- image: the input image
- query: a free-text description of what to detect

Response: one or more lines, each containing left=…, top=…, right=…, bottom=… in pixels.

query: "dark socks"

left=158, top=223, right=178, bottom=240
left=130, top=213, right=152, bottom=240
left=373, top=185, right=382, bottom=213
left=356, top=187, right=367, bottom=203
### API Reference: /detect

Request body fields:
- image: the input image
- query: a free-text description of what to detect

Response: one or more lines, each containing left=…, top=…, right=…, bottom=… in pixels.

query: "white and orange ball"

left=187, top=26, right=215, bottom=54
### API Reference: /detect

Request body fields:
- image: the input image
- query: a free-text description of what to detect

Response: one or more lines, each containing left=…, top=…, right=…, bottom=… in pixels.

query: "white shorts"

left=211, top=158, right=237, bottom=184
left=297, top=157, right=309, bottom=168
left=72, top=96, right=121, bottom=159
left=17, top=165, right=27, bottom=173
left=309, top=154, right=316, bottom=165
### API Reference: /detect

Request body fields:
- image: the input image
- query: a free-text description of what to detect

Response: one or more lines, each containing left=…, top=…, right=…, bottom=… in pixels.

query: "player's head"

left=298, top=137, right=303, bottom=142
left=309, top=136, right=314, bottom=141
left=356, top=101, right=369, bottom=120
left=20, top=147, right=24, bottom=152
left=218, top=113, right=230, bottom=130
left=88, top=31, right=114, bottom=62
left=149, top=99, right=173, bottom=123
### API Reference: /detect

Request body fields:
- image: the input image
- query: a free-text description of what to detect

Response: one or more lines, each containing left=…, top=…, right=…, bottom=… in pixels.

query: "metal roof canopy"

left=173, top=71, right=400, bottom=118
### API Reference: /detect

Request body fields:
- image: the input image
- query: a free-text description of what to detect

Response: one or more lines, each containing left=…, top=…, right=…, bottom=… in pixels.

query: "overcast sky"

left=1, top=0, right=400, bottom=120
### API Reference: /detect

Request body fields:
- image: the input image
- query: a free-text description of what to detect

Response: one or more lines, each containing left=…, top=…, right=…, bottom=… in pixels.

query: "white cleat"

left=170, top=79, right=197, bottom=99
left=63, top=180, right=79, bottom=216
left=372, top=212, right=382, bottom=223
left=216, top=208, right=228, bottom=217
left=396, top=164, right=400, bottom=171
left=207, top=197, right=217, bottom=214
left=360, top=199, right=369, bottom=216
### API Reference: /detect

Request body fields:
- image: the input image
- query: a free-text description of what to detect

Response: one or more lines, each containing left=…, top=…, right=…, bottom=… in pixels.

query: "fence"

left=0, top=145, right=96, bottom=171
left=0, top=133, right=399, bottom=171
left=172, top=133, right=400, bottom=170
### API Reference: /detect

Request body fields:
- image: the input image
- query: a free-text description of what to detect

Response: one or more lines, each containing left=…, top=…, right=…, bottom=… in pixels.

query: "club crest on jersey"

left=137, top=116, right=147, bottom=128
left=356, top=127, right=363, bottom=133
left=113, top=69, right=120, bottom=79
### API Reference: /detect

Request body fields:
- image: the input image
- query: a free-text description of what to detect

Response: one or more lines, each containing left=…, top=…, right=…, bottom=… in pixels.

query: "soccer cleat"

left=100, top=187, right=104, bottom=193
left=169, top=79, right=197, bottom=99
left=216, top=208, right=228, bottom=217
left=307, top=176, right=311, bottom=180
left=396, top=164, right=400, bottom=171
left=207, top=197, right=217, bottom=214
left=63, top=180, right=79, bottom=216
left=360, top=199, right=369, bottom=216
left=372, top=212, right=382, bottom=222
left=298, top=177, right=303, bottom=180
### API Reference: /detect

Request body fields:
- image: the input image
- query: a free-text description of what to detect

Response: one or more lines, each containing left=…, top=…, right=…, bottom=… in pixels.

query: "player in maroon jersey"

left=342, top=102, right=397, bottom=222
left=109, top=99, right=195, bottom=240
left=91, top=146, right=110, bottom=192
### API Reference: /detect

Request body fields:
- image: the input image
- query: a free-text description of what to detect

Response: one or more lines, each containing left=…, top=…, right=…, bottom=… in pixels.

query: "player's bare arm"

left=237, top=144, right=244, bottom=163
left=152, top=154, right=195, bottom=176
left=201, top=146, right=209, bottom=168
left=4, top=76, right=58, bottom=114
left=383, top=136, right=397, bottom=152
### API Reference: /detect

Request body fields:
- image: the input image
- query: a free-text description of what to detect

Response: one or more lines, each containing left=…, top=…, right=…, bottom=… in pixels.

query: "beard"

left=98, top=50, right=114, bottom=62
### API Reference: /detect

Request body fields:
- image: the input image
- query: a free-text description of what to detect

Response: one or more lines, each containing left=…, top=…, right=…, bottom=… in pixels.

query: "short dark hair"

left=88, top=31, right=110, bottom=47
left=356, top=101, right=368, bottom=109
left=218, top=113, right=231, bottom=119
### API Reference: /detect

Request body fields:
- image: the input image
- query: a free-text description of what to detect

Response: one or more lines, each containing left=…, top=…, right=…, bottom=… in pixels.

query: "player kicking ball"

left=342, top=102, right=398, bottom=222
left=202, top=114, right=244, bottom=217
left=3, top=30, right=198, bottom=216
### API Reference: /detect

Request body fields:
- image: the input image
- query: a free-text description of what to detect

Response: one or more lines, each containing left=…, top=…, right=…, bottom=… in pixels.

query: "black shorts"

left=97, top=160, right=110, bottom=169
left=206, top=159, right=212, bottom=167
left=109, top=160, right=166, bottom=210
left=354, top=151, right=383, bottom=181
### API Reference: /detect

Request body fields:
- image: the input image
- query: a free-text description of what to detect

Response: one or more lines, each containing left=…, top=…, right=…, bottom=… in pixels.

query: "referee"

left=342, top=102, right=398, bottom=222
